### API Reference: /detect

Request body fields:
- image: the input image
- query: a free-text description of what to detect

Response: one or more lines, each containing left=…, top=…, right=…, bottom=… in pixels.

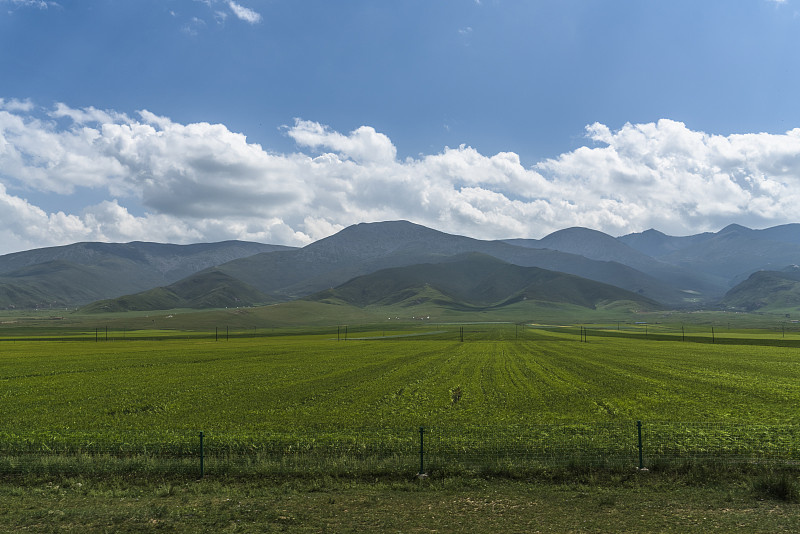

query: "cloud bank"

left=1, top=100, right=800, bottom=254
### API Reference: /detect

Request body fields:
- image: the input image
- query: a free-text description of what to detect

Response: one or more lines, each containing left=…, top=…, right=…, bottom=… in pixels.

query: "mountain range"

left=3, top=220, right=800, bottom=313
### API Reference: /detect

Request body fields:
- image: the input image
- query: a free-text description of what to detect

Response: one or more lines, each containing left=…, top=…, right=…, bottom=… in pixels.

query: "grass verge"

left=1, top=466, right=799, bottom=532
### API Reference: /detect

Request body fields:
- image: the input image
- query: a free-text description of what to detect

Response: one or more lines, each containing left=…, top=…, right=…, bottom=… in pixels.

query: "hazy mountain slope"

left=506, top=227, right=652, bottom=265
left=0, top=241, right=291, bottom=309
left=207, top=221, right=691, bottom=305
left=0, top=240, right=290, bottom=278
left=754, top=223, right=800, bottom=245
left=657, top=224, right=800, bottom=281
left=617, top=228, right=714, bottom=258
left=619, top=224, right=800, bottom=289
left=504, top=227, right=723, bottom=298
left=0, top=261, right=111, bottom=310
left=305, top=253, right=660, bottom=311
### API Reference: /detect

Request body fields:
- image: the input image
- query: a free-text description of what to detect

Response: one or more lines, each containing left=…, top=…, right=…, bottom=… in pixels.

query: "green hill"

left=304, top=253, right=660, bottom=312
left=721, top=267, right=800, bottom=311
left=81, top=270, right=275, bottom=313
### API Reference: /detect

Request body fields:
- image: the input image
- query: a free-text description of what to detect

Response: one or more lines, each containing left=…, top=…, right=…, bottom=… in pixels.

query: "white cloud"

left=0, top=182, right=90, bottom=252
left=173, top=1, right=254, bottom=34
left=228, top=1, right=261, bottom=24
left=2, top=103, right=800, bottom=255
left=537, top=119, right=800, bottom=235
left=1, top=0, right=56, bottom=9
left=52, top=102, right=127, bottom=124
left=0, top=98, right=34, bottom=112
left=287, top=119, right=397, bottom=164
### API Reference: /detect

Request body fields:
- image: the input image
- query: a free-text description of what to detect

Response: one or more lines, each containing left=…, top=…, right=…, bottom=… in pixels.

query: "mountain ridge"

left=4, top=220, right=800, bottom=312
left=196, top=221, right=693, bottom=305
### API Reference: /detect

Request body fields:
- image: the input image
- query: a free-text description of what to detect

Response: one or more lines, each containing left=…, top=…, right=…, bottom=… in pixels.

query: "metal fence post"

left=418, top=426, right=425, bottom=475
left=199, top=431, right=205, bottom=478
left=636, top=421, right=643, bottom=470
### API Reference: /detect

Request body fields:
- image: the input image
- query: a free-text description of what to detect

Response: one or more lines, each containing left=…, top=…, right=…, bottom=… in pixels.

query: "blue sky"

left=1, top=0, right=799, bottom=254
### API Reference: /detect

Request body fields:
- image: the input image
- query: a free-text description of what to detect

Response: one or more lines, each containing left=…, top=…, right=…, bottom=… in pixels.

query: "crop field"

left=1, top=322, right=799, bottom=476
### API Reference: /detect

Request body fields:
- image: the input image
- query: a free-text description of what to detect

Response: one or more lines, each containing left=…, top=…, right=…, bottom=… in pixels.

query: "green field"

left=3, top=317, right=800, bottom=531
left=3, top=324, right=799, bottom=430
left=2, top=322, right=800, bottom=462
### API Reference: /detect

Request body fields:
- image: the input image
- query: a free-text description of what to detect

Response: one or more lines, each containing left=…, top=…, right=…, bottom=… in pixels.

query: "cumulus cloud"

left=2, top=102, right=800, bottom=255
left=536, top=119, right=800, bottom=234
left=287, top=119, right=397, bottom=164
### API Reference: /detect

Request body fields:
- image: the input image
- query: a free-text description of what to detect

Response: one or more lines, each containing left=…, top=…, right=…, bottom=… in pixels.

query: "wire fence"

left=1, top=422, right=799, bottom=477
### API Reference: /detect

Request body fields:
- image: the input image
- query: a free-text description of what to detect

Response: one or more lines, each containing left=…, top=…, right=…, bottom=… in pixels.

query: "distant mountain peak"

left=640, top=228, right=667, bottom=237
left=315, top=220, right=448, bottom=243
left=543, top=227, right=610, bottom=238
left=719, top=223, right=752, bottom=235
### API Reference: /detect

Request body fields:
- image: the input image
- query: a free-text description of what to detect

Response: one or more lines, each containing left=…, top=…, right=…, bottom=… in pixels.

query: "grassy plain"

left=2, top=312, right=800, bottom=531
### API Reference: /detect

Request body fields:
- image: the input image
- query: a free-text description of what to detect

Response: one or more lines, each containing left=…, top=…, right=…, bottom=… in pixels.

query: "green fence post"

left=636, top=421, right=643, bottom=470
left=199, top=431, right=205, bottom=478
left=418, top=426, right=425, bottom=475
